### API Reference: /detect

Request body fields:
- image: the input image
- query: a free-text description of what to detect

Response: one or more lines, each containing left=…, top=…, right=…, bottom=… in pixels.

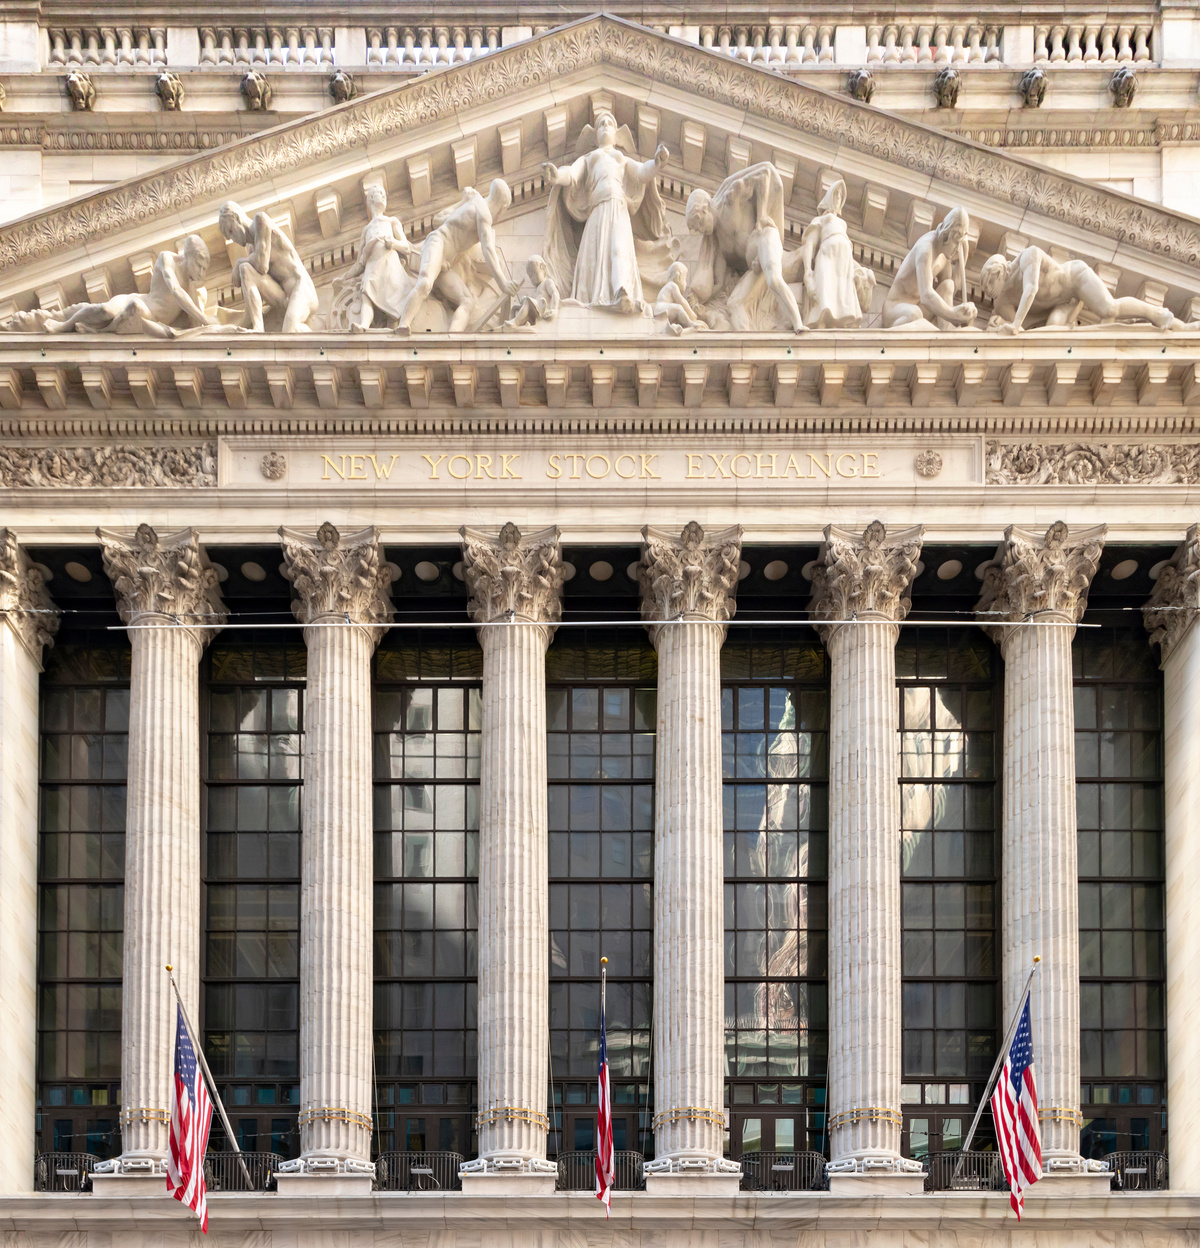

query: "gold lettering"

left=755, top=453, right=778, bottom=479
left=369, top=454, right=399, bottom=480
left=708, top=453, right=732, bottom=479
left=640, top=454, right=660, bottom=479
left=348, top=455, right=368, bottom=480
left=835, top=452, right=859, bottom=479
left=447, top=455, right=472, bottom=480
left=422, top=453, right=447, bottom=479
left=615, top=454, right=637, bottom=479
left=730, top=453, right=752, bottom=479
left=475, top=454, right=497, bottom=480
left=781, top=454, right=807, bottom=479
left=586, top=454, right=610, bottom=479
left=500, top=453, right=522, bottom=479
left=564, top=453, right=585, bottom=480
left=685, top=453, right=704, bottom=479
left=546, top=453, right=562, bottom=480
left=862, top=452, right=881, bottom=479
left=321, top=454, right=347, bottom=481
left=808, top=453, right=832, bottom=479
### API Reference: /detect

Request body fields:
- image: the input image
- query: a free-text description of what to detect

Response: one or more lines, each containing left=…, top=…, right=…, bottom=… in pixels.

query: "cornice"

left=1, top=16, right=1199, bottom=280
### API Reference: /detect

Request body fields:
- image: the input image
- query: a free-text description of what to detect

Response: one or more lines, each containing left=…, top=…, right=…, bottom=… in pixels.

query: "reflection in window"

left=37, top=641, right=130, bottom=1159
left=1075, top=627, right=1165, bottom=1157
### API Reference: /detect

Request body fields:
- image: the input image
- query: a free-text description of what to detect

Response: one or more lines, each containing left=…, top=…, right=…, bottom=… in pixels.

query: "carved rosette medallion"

left=975, top=520, right=1106, bottom=645
left=97, top=523, right=227, bottom=645
left=809, top=520, right=924, bottom=643
left=260, top=452, right=287, bottom=481
left=915, top=450, right=943, bottom=479
left=279, top=522, right=393, bottom=638
left=0, top=528, right=59, bottom=661
left=1143, top=524, right=1200, bottom=664
left=638, top=521, right=742, bottom=646
left=460, top=522, right=565, bottom=630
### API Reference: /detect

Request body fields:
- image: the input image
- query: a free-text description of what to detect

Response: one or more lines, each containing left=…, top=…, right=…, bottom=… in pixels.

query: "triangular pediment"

left=0, top=12, right=1199, bottom=326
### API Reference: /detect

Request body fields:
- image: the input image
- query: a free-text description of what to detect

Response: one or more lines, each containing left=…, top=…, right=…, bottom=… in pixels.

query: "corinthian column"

left=977, top=520, right=1108, bottom=1189
left=639, top=521, right=743, bottom=1194
left=0, top=532, right=58, bottom=1194
left=278, top=523, right=392, bottom=1192
left=93, top=526, right=224, bottom=1187
left=458, top=523, right=564, bottom=1194
left=811, top=521, right=925, bottom=1193
left=1145, top=526, right=1200, bottom=1192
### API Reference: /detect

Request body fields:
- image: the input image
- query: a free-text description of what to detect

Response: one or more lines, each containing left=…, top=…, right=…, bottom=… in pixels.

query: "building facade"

left=0, top=6, right=1199, bottom=1244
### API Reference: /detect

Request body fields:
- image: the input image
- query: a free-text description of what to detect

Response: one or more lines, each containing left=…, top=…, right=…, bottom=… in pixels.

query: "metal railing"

left=34, top=1152, right=99, bottom=1193
left=556, top=1150, right=646, bottom=1192
left=1104, top=1151, right=1168, bottom=1192
left=375, top=1151, right=464, bottom=1192
left=203, top=1151, right=283, bottom=1192
left=739, top=1151, right=827, bottom=1192
left=922, top=1150, right=1008, bottom=1192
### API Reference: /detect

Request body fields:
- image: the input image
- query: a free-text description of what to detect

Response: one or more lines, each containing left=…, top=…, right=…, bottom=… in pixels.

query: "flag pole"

left=166, top=965, right=255, bottom=1191
left=955, top=956, right=1041, bottom=1173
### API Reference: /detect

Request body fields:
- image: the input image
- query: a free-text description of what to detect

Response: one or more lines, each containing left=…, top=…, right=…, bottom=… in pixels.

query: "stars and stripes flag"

left=990, top=995, right=1042, bottom=1219
left=595, top=994, right=615, bottom=1216
left=166, top=1003, right=214, bottom=1232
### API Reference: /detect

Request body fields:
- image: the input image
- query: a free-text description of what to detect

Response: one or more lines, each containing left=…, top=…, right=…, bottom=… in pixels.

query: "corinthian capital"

left=0, top=529, right=59, bottom=662
left=810, top=520, right=924, bottom=641
left=98, top=524, right=226, bottom=644
left=279, top=522, right=394, bottom=636
left=460, top=523, right=565, bottom=625
left=638, top=521, right=742, bottom=645
left=1144, top=524, right=1200, bottom=664
left=976, top=520, right=1106, bottom=642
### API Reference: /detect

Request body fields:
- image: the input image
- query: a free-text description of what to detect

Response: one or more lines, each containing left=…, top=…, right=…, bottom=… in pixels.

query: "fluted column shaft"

left=825, top=616, right=903, bottom=1160
left=476, top=622, right=552, bottom=1159
left=650, top=617, right=726, bottom=1161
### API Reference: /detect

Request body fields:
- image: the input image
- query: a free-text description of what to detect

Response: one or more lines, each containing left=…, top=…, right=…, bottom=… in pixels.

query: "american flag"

left=990, top=995, right=1042, bottom=1219
left=594, top=995, right=614, bottom=1216
left=166, top=1004, right=214, bottom=1232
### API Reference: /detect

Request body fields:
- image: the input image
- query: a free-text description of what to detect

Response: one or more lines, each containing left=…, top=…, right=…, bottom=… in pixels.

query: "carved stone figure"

left=500, top=255, right=560, bottom=330
left=0, top=235, right=217, bottom=337
left=882, top=207, right=977, bottom=330
left=460, top=522, right=565, bottom=625
left=330, top=182, right=415, bottom=331
left=155, top=72, right=184, bottom=111
left=541, top=110, right=672, bottom=314
left=1019, top=67, right=1047, bottom=108
left=65, top=71, right=95, bottom=112
left=1110, top=66, right=1137, bottom=108
left=980, top=245, right=1186, bottom=332
left=329, top=71, right=357, bottom=103
left=241, top=69, right=272, bottom=111
left=218, top=201, right=319, bottom=333
left=797, top=177, right=869, bottom=329
left=847, top=68, right=874, bottom=103
left=396, top=179, right=517, bottom=335
left=685, top=162, right=804, bottom=334
left=653, top=261, right=706, bottom=335
left=933, top=67, right=960, bottom=109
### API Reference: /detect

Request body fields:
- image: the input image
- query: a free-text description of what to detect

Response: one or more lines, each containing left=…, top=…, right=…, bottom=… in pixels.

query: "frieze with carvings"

left=0, top=16, right=1198, bottom=282
left=0, top=444, right=217, bottom=487
left=986, top=441, right=1200, bottom=485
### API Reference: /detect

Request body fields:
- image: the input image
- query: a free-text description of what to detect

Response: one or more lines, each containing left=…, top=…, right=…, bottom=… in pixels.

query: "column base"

left=275, top=1173, right=374, bottom=1197
left=89, top=1174, right=168, bottom=1197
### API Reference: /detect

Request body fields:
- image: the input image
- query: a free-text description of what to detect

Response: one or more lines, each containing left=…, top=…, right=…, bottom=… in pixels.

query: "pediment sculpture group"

left=2, top=110, right=1186, bottom=339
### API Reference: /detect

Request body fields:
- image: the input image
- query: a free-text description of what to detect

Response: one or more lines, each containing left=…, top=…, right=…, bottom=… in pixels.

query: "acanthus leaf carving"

left=986, top=441, right=1200, bottom=486
left=0, top=527, right=59, bottom=661
left=1143, top=524, right=1200, bottom=664
left=638, top=520, right=742, bottom=645
left=0, top=444, right=216, bottom=488
left=279, top=521, right=393, bottom=634
left=460, top=522, right=564, bottom=626
left=97, top=523, right=226, bottom=644
left=975, top=520, right=1106, bottom=644
left=809, top=520, right=924, bottom=642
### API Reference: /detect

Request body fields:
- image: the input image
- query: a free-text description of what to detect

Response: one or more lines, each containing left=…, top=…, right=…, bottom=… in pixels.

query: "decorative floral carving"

left=1110, top=66, right=1137, bottom=108
left=1019, top=68, right=1046, bottom=108
left=975, top=521, right=1106, bottom=635
left=986, top=442, right=1200, bottom=485
left=460, top=522, right=564, bottom=625
left=809, top=521, right=924, bottom=639
left=279, top=521, right=393, bottom=630
left=1143, top=525, right=1200, bottom=664
left=846, top=68, right=874, bottom=103
left=0, top=528, right=59, bottom=660
left=155, top=72, right=184, bottom=112
left=915, top=450, right=943, bottom=479
left=260, top=452, right=287, bottom=481
left=638, top=521, right=742, bottom=644
left=933, top=67, right=960, bottom=109
left=97, top=524, right=226, bottom=641
left=0, top=444, right=216, bottom=488
left=65, top=71, right=95, bottom=112
left=1, top=19, right=1197, bottom=277
left=241, top=69, right=273, bottom=112
left=329, top=71, right=358, bottom=104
